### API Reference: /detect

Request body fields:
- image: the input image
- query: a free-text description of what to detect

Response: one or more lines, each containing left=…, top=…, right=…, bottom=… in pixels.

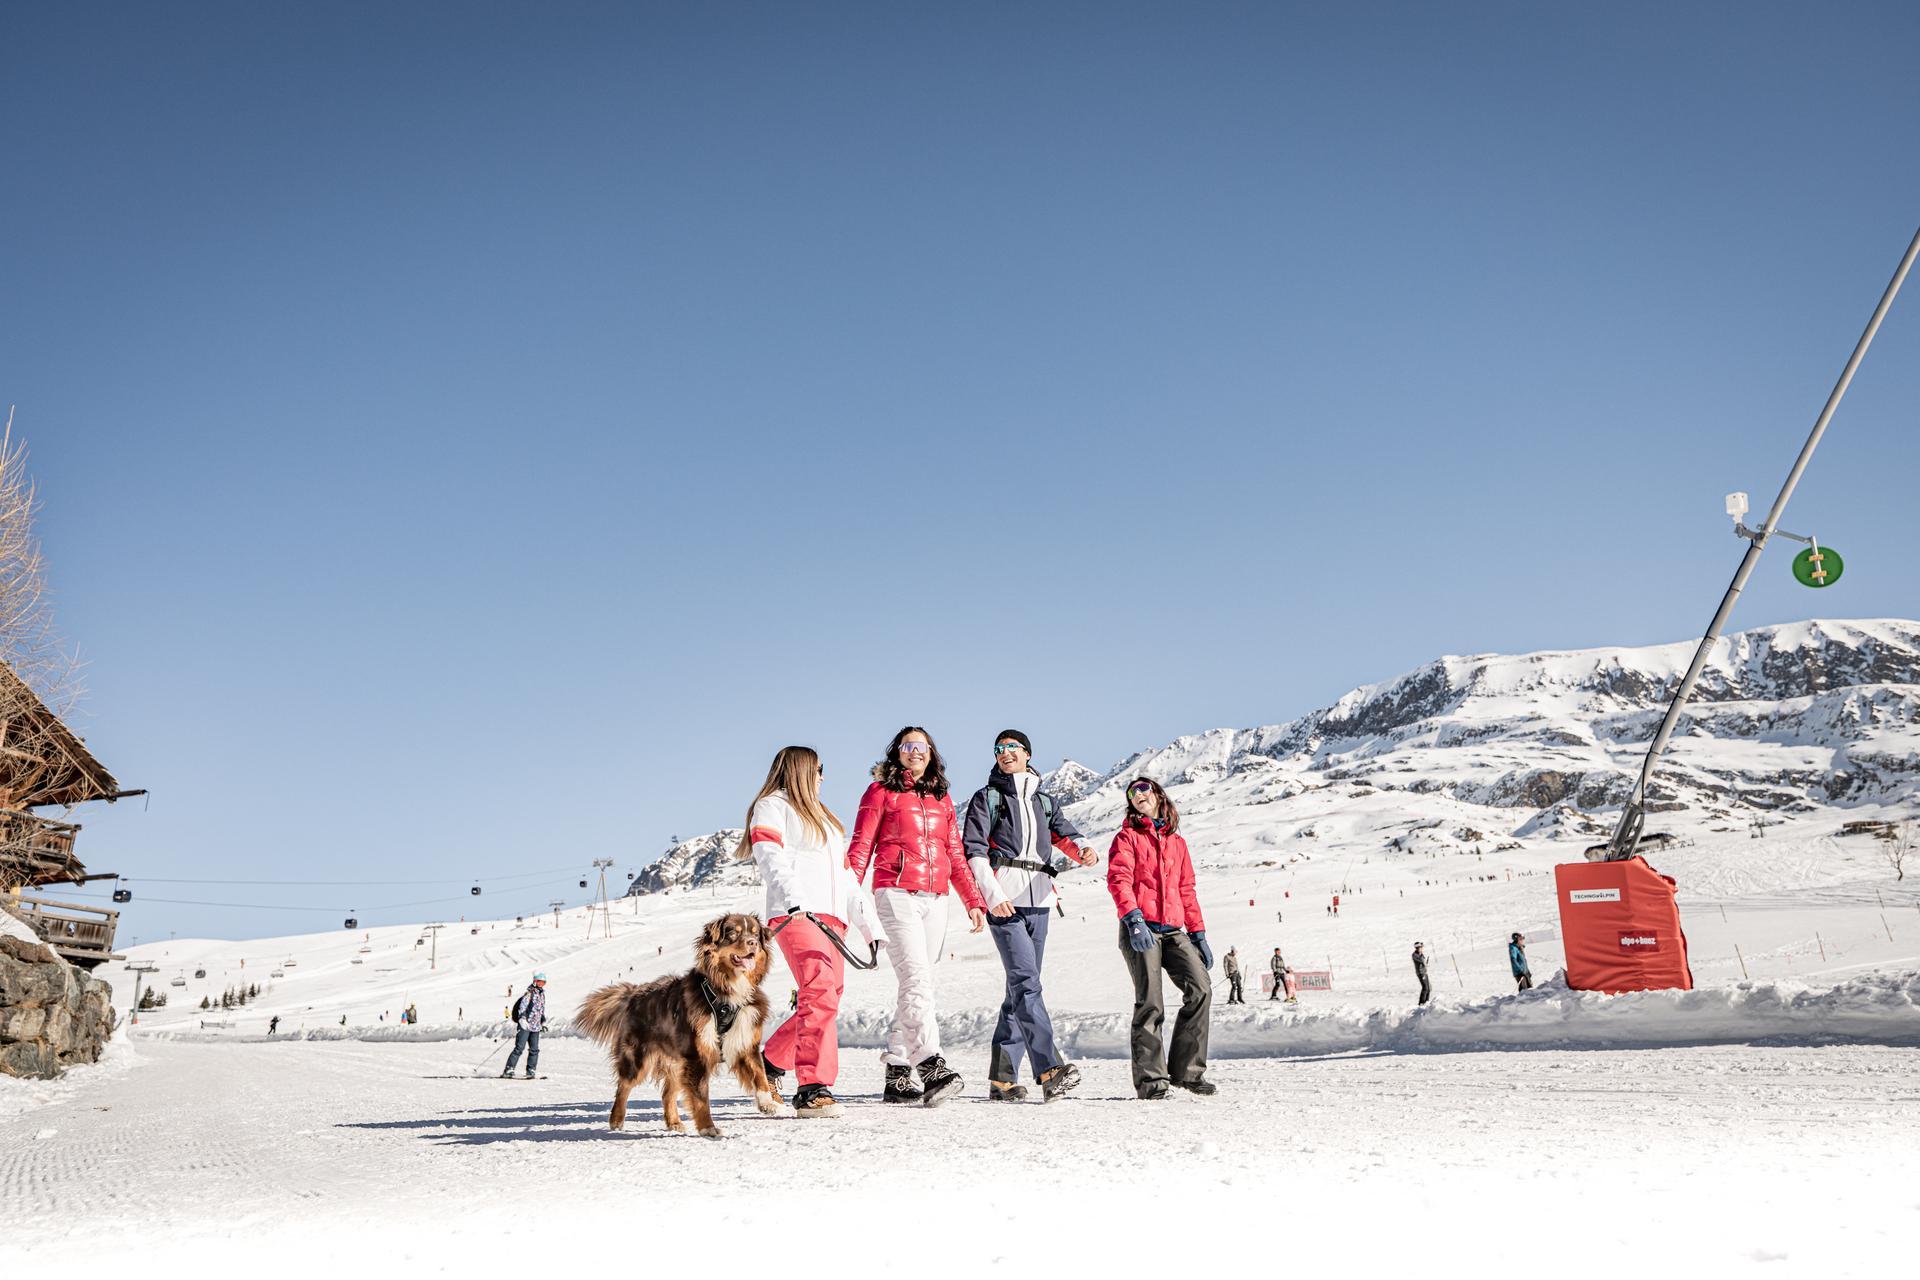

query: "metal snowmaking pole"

left=1603, top=225, right=1920, bottom=861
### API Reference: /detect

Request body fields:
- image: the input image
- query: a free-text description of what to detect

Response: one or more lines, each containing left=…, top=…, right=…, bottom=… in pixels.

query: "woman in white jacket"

left=735, top=745, right=881, bottom=1117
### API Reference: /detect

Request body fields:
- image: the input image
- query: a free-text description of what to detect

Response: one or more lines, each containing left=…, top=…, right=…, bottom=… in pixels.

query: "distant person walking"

left=502, top=972, right=547, bottom=1077
left=1107, top=776, right=1215, bottom=1100
left=1269, top=948, right=1286, bottom=1001
left=1412, top=943, right=1432, bottom=1005
left=847, top=725, right=988, bottom=1107
left=1223, top=947, right=1244, bottom=1004
left=1510, top=932, right=1533, bottom=992
left=965, top=730, right=1097, bottom=1103
left=268, top=1015, right=279, bottom=1035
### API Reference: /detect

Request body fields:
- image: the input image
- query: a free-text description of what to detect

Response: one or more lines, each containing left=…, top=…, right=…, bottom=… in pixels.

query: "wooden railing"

left=0, top=808, right=85, bottom=887
left=3, top=894, right=121, bottom=968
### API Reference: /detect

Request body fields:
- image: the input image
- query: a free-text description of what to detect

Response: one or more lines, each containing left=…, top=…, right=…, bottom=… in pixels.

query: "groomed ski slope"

left=4, top=1038, right=1916, bottom=1278
left=3, top=811, right=1916, bottom=1275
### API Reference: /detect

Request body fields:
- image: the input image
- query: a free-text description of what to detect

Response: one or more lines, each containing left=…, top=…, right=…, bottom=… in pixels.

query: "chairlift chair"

left=351, top=957, right=363, bottom=965
left=270, top=970, right=284, bottom=978
left=170, top=975, right=186, bottom=987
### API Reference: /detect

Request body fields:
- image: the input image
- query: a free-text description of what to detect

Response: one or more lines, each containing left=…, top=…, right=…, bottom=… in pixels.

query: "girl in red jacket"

left=848, top=726, right=988, bottom=1106
left=1107, top=777, right=1216, bottom=1100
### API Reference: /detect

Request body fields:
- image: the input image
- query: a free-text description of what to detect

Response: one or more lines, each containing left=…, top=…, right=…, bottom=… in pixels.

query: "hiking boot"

left=884, top=1063, right=923, bottom=1104
left=1038, top=1062, right=1082, bottom=1103
left=1174, top=1077, right=1217, bottom=1096
left=792, top=1084, right=842, bottom=1117
left=1138, top=1080, right=1170, bottom=1100
left=988, top=1080, right=1028, bottom=1102
left=916, top=1054, right=963, bottom=1108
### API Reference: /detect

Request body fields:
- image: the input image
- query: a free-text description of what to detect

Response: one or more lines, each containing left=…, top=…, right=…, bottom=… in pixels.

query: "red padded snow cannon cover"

left=1554, top=857, right=1693, bottom=994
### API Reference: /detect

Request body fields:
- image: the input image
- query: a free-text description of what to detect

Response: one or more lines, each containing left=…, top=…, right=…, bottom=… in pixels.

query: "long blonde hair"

left=733, top=745, right=843, bottom=860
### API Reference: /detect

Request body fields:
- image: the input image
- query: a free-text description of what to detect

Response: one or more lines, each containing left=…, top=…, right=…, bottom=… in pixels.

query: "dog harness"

left=698, top=977, right=738, bottom=1037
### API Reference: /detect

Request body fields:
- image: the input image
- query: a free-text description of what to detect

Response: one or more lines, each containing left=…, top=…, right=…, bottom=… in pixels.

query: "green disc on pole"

left=1792, top=545, right=1843, bottom=588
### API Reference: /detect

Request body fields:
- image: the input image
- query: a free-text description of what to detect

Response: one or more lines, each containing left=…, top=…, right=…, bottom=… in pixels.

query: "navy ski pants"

left=988, top=907, right=1061, bottom=1085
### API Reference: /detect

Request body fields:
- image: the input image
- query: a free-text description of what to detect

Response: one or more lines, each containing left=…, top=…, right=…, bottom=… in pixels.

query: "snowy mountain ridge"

left=1052, top=617, right=1920, bottom=840
left=634, top=619, right=1920, bottom=895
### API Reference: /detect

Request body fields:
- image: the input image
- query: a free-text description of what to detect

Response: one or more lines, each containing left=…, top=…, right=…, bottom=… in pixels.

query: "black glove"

left=1189, top=930, right=1213, bottom=969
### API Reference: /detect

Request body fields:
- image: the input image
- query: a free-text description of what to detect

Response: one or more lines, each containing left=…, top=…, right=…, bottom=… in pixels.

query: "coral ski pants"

left=874, top=888, right=949, bottom=1067
left=763, top=913, right=846, bottom=1088
left=988, top=906, right=1061, bottom=1085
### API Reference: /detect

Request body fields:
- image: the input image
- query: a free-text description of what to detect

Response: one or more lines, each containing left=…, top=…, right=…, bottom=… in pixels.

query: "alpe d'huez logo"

left=1618, top=932, right=1661, bottom=951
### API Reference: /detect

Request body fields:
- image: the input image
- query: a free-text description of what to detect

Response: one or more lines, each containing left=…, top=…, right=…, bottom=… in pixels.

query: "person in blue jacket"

left=1509, top=933, right=1533, bottom=992
left=962, top=730, right=1098, bottom=1103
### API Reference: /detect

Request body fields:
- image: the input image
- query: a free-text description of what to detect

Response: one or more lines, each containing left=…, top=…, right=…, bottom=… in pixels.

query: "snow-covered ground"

left=5, top=826, right=1917, bottom=1276
left=5, top=1038, right=1917, bottom=1277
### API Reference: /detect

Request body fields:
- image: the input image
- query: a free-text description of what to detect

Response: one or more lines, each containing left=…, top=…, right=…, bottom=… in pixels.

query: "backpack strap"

left=981, top=783, right=1060, bottom=875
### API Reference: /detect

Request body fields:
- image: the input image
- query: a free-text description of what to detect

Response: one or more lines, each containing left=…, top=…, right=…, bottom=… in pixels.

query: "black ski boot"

left=884, top=1062, right=924, bottom=1104
left=1039, top=1062, right=1082, bottom=1103
left=916, top=1054, right=963, bottom=1108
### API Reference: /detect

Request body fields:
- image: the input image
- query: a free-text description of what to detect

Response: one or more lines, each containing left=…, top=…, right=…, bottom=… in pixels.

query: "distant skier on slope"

left=1108, top=776, right=1216, bottom=1100
left=502, top=972, right=547, bottom=1078
left=269, top=1016, right=279, bottom=1035
left=1509, top=933, right=1533, bottom=993
left=1413, top=943, right=1432, bottom=1005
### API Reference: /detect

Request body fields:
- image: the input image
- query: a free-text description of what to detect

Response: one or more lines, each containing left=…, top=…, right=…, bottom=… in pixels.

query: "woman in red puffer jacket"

left=1107, top=776, right=1216, bottom=1101
left=848, top=726, right=988, bottom=1107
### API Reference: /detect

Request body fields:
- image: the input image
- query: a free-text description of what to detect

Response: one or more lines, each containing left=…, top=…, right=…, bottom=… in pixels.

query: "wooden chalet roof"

left=0, top=660, right=121, bottom=809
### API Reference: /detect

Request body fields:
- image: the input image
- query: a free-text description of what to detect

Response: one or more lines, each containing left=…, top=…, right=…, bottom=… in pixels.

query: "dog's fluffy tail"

left=574, top=983, right=644, bottom=1049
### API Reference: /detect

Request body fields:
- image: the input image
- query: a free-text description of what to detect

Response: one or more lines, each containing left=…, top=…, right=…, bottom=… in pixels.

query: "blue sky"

left=4, top=3, right=1917, bottom=941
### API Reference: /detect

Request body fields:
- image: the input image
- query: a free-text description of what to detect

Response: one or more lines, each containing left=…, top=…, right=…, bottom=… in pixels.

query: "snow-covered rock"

left=624, top=830, right=753, bottom=897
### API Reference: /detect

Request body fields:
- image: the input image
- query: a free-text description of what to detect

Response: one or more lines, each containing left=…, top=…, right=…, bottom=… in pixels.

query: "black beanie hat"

left=994, top=729, right=1032, bottom=755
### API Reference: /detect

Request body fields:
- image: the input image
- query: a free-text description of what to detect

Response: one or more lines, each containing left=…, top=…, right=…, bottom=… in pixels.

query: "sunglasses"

left=1128, top=781, right=1156, bottom=795
left=994, top=741, right=1025, bottom=755
left=898, top=743, right=931, bottom=757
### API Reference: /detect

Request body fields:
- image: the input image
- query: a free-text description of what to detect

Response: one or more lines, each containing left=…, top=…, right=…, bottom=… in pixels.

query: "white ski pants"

left=874, top=887, right=950, bottom=1067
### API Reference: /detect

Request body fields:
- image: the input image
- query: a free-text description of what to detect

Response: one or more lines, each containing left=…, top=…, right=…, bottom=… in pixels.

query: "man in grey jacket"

left=1223, top=947, right=1244, bottom=1004
left=1412, top=943, right=1432, bottom=1006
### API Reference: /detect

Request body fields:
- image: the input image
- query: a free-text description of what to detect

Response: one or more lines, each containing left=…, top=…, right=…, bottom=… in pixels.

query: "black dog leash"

left=767, top=910, right=880, bottom=970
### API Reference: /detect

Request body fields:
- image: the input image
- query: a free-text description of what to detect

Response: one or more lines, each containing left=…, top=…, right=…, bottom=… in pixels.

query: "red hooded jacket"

left=847, top=781, right=987, bottom=912
left=1106, top=814, right=1205, bottom=932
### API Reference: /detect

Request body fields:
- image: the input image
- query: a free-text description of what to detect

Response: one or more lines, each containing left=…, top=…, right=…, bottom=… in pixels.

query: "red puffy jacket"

left=1106, top=814, right=1205, bottom=932
left=847, top=782, right=987, bottom=912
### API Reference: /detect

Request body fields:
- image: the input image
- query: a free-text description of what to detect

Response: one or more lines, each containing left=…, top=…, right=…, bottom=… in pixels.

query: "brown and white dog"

left=574, top=912, right=783, bottom=1137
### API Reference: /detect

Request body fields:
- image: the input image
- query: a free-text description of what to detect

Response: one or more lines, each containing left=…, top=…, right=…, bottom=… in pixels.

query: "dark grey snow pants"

left=1119, top=925, right=1212, bottom=1095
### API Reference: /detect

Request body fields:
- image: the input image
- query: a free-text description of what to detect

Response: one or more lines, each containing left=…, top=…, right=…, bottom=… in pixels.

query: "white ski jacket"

left=749, top=791, right=885, bottom=945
